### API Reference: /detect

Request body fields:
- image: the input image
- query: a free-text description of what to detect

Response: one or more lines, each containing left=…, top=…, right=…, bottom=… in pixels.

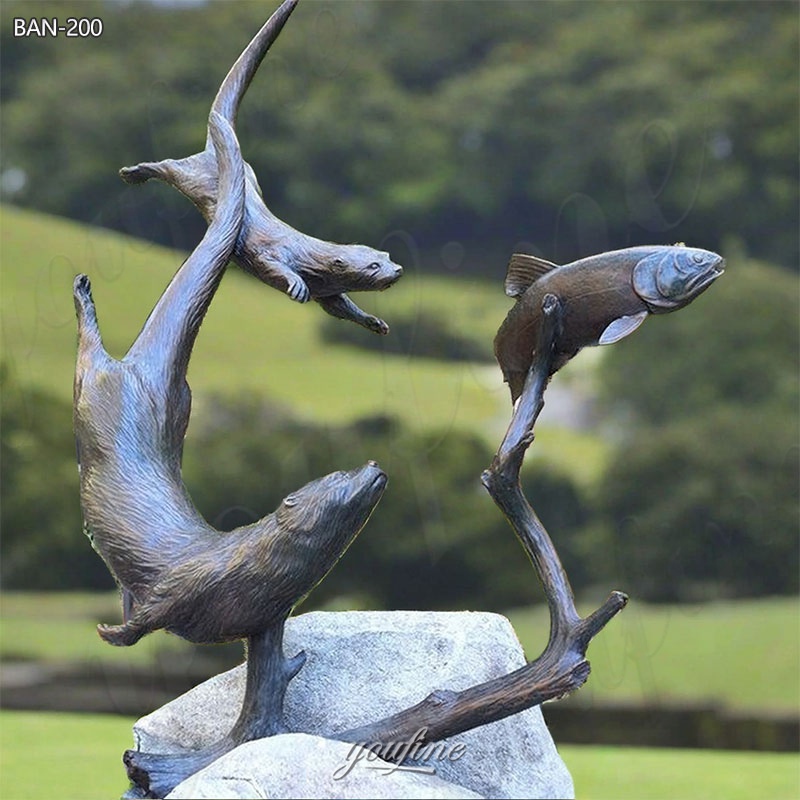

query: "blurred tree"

left=591, top=260, right=799, bottom=601
left=0, top=364, right=592, bottom=608
left=1, top=1, right=796, bottom=269
left=599, top=260, right=798, bottom=424
left=181, top=401, right=593, bottom=611
left=0, top=365, right=113, bottom=589
left=318, top=309, right=493, bottom=362
left=431, top=1, right=798, bottom=265
left=597, top=407, right=799, bottom=601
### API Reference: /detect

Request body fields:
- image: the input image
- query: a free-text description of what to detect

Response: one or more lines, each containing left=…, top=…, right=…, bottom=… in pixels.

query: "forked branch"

left=335, top=293, right=627, bottom=749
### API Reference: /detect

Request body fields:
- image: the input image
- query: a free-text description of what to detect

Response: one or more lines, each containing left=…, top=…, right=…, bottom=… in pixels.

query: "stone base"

left=133, top=610, right=574, bottom=799
left=166, top=733, right=484, bottom=799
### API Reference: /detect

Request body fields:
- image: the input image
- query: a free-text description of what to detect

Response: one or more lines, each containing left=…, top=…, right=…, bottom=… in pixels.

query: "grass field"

left=508, top=596, right=800, bottom=713
left=0, top=712, right=132, bottom=800
left=0, top=593, right=184, bottom=667
left=564, top=744, right=800, bottom=800
left=2, top=593, right=798, bottom=715
left=0, top=710, right=798, bottom=800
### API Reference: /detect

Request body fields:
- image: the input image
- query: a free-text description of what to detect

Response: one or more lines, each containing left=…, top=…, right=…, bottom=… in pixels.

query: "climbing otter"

left=93, top=462, right=387, bottom=646
left=119, top=0, right=403, bottom=335
left=74, top=112, right=386, bottom=646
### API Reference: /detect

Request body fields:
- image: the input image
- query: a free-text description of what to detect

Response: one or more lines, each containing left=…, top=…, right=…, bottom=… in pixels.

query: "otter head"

left=299, top=243, right=403, bottom=295
left=274, top=460, right=387, bottom=578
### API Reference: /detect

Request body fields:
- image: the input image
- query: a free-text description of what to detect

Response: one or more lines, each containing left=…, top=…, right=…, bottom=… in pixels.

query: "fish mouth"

left=688, top=260, right=725, bottom=296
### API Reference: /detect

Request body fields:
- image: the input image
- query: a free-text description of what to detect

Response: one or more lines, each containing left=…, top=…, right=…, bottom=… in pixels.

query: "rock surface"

left=166, top=733, right=484, bottom=799
left=135, top=610, right=574, bottom=799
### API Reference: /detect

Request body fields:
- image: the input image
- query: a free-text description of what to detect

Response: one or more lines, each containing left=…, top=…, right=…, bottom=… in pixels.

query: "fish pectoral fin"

left=504, top=253, right=560, bottom=298
left=598, top=311, right=649, bottom=345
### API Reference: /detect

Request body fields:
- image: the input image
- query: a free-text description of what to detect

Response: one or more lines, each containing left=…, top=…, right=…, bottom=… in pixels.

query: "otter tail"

left=207, top=0, right=299, bottom=141
left=124, top=111, right=245, bottom=387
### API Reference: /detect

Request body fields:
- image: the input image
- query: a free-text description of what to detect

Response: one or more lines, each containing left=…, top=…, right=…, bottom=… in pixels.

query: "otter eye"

left=283, top=495, right=298, bottom=508
left=368, top=262, right=380, bottom=271
left=332, top=258, right=345, bottom=269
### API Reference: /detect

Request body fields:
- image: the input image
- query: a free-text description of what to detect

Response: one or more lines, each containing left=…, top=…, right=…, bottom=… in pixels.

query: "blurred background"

left=0, top=1, right=797, bottom=798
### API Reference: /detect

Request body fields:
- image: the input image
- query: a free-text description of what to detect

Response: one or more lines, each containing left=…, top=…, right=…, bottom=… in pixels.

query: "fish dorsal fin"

left=504, top=253, right=560, bottom=298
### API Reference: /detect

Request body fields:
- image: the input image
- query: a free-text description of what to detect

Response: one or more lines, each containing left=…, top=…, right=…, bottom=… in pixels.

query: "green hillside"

left=0, top=205, right=505, bottom=422
left=3, top=592, right=797, bottom=714
left=0, top=204, right=608, bottom=480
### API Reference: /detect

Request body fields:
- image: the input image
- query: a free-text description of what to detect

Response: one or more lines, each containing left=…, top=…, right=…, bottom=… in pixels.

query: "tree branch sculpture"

left=331, top=240, right=723, bottom=751
left=333, top=294, right=627, bottom=750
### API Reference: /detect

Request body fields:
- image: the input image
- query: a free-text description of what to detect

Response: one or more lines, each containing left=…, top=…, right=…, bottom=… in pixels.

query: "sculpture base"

left=129, top=610, right=574, bottom=799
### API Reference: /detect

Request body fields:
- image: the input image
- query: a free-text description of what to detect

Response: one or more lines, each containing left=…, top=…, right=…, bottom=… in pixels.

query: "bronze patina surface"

left=75, top=113, right=385, bottom=649
left=495, top=245, right=724, bottom=402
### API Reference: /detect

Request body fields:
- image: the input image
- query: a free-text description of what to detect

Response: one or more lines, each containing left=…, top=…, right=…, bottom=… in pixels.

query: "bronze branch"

left=333, top=294, right=627, bottom=750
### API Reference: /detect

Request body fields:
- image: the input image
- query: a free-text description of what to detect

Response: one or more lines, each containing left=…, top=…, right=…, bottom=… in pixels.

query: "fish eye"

left=332, top=258, right=345, bottom=268
left=283, top=495, right=298, bottom=508
left=691, top=252, right=706, bottom=264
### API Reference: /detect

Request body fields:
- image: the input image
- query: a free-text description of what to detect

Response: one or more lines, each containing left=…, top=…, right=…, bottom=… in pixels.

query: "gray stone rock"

left=135, top=611, right=574, bottom=799
left=166, top=733, right=484, bottom=799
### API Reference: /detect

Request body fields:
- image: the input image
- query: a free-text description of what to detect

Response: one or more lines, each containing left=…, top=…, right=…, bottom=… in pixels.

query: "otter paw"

left=97, top=622, right=143, bottom=647
left=286, top=275, right=311, bottom=303
left=365, top=316, right=390, bottom=335
left=119, top=165, right=155, bottom=185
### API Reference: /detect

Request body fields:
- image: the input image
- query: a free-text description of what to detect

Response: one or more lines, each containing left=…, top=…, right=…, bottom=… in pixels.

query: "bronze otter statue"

left=74, top=111, right=387, bottom=647
left=119, top=0, right=403, bottom=335
left=494, top=245, right=725, bottom=403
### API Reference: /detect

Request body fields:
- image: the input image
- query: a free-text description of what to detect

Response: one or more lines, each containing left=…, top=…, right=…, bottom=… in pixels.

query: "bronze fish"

left=494, top=245, right=725, bottom=402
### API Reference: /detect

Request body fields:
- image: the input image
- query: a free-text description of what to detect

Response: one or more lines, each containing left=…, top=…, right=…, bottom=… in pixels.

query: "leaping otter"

left=74, top=111, right=387, bottom=647
left=119, top=0, right=403, bottom=335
